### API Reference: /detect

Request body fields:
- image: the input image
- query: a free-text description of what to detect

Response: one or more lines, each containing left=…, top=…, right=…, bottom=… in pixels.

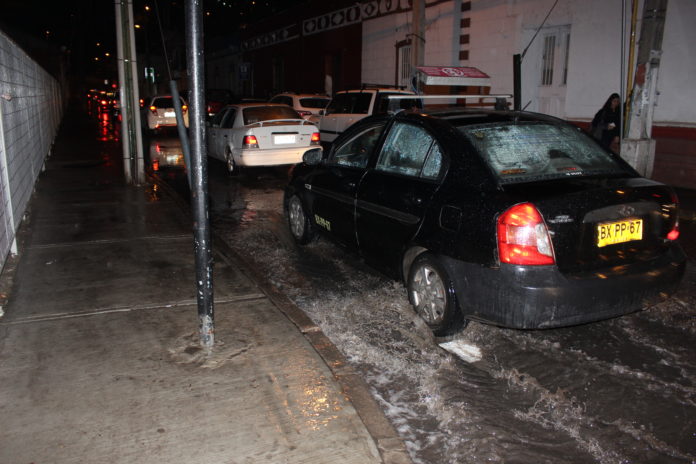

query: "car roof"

left=337, top=88, right=415, bottom=95
left=395, top=107, right=568, bottom=126
left=226, top=102, right=298, bottom=110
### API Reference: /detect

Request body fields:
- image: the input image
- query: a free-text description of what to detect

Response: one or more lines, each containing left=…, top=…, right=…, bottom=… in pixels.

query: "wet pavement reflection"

left=147, top=127, right=696, bottom=464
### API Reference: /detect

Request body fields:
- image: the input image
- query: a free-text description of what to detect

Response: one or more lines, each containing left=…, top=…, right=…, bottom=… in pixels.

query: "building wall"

left=362, top=1, right=459, bottom=87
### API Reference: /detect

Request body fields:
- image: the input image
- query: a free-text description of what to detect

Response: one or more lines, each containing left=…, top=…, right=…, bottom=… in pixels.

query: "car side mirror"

left=303, top=148, right=323, bottom=165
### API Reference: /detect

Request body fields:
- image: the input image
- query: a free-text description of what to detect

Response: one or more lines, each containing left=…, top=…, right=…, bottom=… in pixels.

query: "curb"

left=151, top=173, right=414, bottom=464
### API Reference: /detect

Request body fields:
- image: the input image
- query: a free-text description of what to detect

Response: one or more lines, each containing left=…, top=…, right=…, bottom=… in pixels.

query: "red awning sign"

left=416, top=66, right=491, bottom=87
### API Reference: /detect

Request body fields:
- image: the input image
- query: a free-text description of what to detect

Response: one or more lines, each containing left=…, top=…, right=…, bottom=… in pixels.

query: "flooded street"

left=151, top=142, right=696, bottom=464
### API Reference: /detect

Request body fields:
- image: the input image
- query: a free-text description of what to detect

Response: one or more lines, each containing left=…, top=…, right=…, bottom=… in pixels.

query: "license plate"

left=274, top=134, right=296, bottom=144
left=164, top=111, right=175, bottom=117
left=597, top=219, right=643, bottom=247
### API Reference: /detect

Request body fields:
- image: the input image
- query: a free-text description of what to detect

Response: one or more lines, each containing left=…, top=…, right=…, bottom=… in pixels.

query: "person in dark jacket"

left=591, top=93, right=621, bottom=152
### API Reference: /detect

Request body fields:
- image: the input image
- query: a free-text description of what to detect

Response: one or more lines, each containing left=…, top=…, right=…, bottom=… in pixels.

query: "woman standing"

left=591, top=93, right=621, bottom=152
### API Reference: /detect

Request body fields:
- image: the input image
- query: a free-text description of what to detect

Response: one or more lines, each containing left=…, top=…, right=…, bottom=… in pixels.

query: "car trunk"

left=249, top=122, right=315, bottom=150
left=504, top=177, right=679, bottom=274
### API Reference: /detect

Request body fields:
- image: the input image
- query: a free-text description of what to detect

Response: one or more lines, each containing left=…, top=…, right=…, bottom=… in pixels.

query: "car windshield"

left=299, top=97, right=330, bottom=109
left=243, top=106, right=300, bottom=124
left=459, top=122, right=630, bottom=184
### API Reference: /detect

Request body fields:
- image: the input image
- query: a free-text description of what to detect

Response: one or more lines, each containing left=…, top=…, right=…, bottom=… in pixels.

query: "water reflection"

left=96, top=110, right=120, bottom=142
left=149, top=136, right=186, bottom=171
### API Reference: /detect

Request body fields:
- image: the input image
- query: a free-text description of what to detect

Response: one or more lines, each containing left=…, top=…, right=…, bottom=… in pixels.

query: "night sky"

left=1, top=0, right=306, bottom=90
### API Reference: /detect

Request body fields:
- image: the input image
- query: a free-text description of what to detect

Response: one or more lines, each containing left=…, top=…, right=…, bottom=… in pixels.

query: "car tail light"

left=311, top=132, right=320, bottom=145
left=298, top=110, right=312, bottom=117
left=243, top=135, right=259, bottom=148
left=667, top=220, right=680, bottom=241
left=100, top=100, right=108, bottom=106
left=149, top=105, right=157, bottom=114
left=666, top=190, right=680, bottom=241
left=497, top=203, right=555, bottom=265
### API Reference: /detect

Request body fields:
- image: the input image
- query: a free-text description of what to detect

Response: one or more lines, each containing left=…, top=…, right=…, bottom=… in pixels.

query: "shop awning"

left=416, top=66, right=491, bottom=87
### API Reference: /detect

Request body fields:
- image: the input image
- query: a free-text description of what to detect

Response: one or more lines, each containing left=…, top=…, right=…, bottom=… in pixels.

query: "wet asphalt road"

left=146, top=131, right=695, bottom=464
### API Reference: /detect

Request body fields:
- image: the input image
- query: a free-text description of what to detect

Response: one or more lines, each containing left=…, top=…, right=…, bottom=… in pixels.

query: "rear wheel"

left=225, top=148, right=240, bottom=176
left=407, top=253, right=466, bottom=336
left=287, top=195, right=315, bottom=245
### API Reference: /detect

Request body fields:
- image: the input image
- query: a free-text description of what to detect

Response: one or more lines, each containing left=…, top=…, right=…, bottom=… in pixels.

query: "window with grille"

left=541, top=35, right=555, bottom=86
left=400, top=45, right=411, bottom=84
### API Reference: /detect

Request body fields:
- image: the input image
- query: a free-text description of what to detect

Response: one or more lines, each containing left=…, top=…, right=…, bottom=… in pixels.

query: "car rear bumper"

left=233, top=147, right=316, bottom=167
left=441, top=244, right=687, bottom=329
left=147, top=115, right=189, bottom=129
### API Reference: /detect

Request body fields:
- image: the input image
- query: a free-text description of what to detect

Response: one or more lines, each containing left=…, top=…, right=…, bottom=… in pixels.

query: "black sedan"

left=284, top=108, right=686, bottom=336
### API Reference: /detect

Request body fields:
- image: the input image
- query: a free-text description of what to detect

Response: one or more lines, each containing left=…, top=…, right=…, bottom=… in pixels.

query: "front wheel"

left=286, top=195, right=315, bottom=245
left=407, top=253, right=466, bottom=336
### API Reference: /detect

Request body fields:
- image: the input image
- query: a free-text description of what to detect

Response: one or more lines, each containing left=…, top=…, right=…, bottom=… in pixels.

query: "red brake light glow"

left=497, top=203, right=555, bottom=265
left=667, top=222, right=679, bottom=241
left=243, top=135, right=259, bottom=148
left=311, top=132, right=320, bottom=144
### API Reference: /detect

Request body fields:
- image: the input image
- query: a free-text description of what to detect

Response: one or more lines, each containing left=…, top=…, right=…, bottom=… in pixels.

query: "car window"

left=459, top=122, right=630, bottom=184
left=151, top=96, right=186, bottom=108
left=220, top=109, right=237, bottom=129
left=243, top=106, right=300, bottom=124
left=299, top=97, right=330, bottom=109
left=325, top=94, right=349, bottom=114
left=352, top=93, right=372, bottom=114
left=376, top=122, right=441, bottom=179
left=330, top=124, right=385, bottom=169
left=375, top=93, right=421, bottom=113
left=210, top=108, right=227, bottom=127
left=271, top=96, right=293, bottom=106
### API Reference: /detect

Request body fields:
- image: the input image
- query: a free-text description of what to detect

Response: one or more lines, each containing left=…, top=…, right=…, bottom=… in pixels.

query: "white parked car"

left=146, top=95, right=189, bottom=130
left=269, top=92, right=330, bottom=119
left=207, top=103, right=321, bottom=173
left=309, top=86, right=419, bottom=144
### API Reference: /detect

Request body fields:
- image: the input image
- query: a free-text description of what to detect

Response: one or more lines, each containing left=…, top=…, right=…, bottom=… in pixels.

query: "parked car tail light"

left=243, top=135, right=259, bottom=149
left=666, top=190, right=680, bottom=241
left=298, top=110, right=312, bottom=117
left=311, top=132, right=320, bottom=145
left=149, top=105, right=157, bottom=114
left=497, top=203, right=555, bottom=265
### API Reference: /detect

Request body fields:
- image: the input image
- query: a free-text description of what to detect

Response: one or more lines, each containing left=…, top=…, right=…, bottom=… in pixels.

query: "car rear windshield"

left=152, top=97, right=185, bottom=108
left=243, top=106, right=301, bottom=124
left=459, top=122, right=630, bottom=184
left=299, top=97, right=330, bottom=109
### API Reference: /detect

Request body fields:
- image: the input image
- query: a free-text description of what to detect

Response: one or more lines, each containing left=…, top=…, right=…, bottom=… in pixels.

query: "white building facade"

left=361, top=0, right=695, bottom=126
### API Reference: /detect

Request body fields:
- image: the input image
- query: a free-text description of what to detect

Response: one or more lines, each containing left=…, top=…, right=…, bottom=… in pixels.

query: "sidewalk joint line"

left=0, top=293, right=267, bottom=325
left=27, top=234, right=192, bottom=249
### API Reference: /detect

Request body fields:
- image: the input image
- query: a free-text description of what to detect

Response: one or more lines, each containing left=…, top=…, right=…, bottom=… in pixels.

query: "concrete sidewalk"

left=0, top=108, right=411, bottom=464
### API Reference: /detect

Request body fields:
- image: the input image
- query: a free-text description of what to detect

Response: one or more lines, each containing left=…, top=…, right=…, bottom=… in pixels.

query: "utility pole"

left=114, top=0, right=145, bottom=185
left=184, top=0, right=214, bottom=350
left=621, top=0, right=668, bottom=177
left=411, top=0, right=425, bottom=88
